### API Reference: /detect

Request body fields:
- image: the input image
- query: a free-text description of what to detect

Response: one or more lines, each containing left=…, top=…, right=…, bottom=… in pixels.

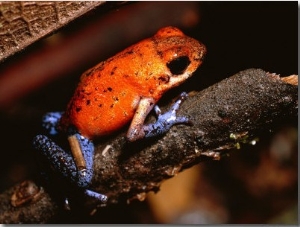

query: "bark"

left=0, top=1, right=107, bottom=62
left=0, top=68, right=297, bottom=223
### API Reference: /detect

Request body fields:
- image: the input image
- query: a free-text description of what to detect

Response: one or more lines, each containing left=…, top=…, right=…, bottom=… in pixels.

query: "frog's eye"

left=167, top=56, right=191, bottom=75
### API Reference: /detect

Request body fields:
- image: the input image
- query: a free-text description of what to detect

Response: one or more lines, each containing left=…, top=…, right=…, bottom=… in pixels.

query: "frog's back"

left=59, top=26, right=206, bottom=139
left=60, top=58, right=142, bottom=138
left=60, top=37, right=160, bottom=138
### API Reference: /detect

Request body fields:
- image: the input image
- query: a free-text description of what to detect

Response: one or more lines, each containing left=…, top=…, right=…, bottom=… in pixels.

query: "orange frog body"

left=33, top=27, right=206, bottom=204
left=61, top=26, right=206, bottom=140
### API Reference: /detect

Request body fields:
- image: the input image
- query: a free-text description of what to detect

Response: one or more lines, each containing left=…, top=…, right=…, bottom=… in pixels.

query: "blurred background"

left=0, top=2, right=297, bottom=224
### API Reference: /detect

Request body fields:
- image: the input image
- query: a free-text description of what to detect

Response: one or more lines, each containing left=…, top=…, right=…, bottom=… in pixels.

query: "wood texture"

left=0, top=1, right=105, bottom=62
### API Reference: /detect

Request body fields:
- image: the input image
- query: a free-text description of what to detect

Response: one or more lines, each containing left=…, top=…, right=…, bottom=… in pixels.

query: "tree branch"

left=0, top=1, right=106, bottom=62
left=0, top=68, right=297, bottom=223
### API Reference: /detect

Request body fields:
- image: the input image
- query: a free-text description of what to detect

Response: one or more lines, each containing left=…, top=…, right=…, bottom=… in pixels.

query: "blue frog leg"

left=33, top=134, right=107, bottom=202
left=33, top=112, right=107, bottom=202
left=143, top=92, right=191, bottom=138
left=126, top=92, right=191, bottom=141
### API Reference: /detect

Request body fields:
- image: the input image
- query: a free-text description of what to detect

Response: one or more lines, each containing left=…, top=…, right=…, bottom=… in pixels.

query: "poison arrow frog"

left=33, top=26, right=206, bottom=203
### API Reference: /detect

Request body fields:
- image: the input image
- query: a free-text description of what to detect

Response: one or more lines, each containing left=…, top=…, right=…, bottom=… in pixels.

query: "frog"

left=33, top=26, right=206, bottom=203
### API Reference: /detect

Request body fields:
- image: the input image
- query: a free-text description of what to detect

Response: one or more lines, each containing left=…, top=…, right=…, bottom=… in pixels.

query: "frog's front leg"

left=33, top=112, right=107, bottom=202
left=127, top=92, right=191, bottom=141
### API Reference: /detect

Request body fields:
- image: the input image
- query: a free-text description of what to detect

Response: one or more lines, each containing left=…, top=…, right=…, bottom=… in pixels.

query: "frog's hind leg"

left=33, top=134, right=107, bottom=202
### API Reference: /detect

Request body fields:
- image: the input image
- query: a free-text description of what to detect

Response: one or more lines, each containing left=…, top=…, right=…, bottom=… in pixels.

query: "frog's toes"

left=144, top=92, right=191, bottom=138
left=168, top=91, right=188, bottom=113
left=85, top=189, right=108, bottom=202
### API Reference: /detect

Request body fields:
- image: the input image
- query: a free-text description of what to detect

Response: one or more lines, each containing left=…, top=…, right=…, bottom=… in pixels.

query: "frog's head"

left=153, top=26, right=206, bottom=94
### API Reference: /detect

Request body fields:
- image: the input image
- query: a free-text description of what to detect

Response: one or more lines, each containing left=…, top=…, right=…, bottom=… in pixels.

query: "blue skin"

left=33, top=92, right=189, bottom=203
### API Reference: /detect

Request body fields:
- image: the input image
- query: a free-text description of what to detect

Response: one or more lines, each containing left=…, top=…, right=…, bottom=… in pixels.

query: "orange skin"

left=60, top=26, right=206, bottom=141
